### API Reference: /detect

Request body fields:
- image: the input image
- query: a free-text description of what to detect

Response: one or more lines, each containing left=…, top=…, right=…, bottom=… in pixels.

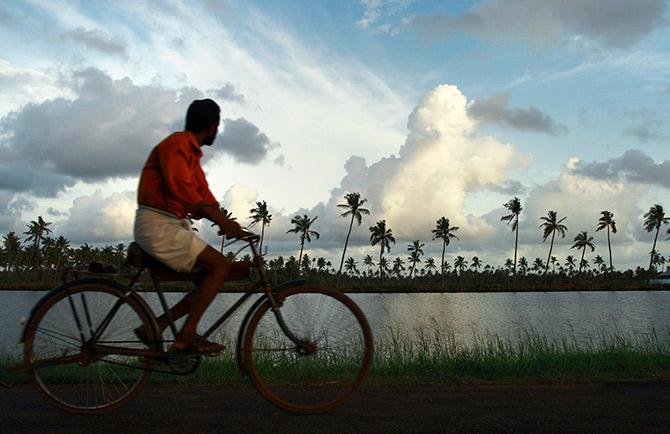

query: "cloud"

left=410, top=0, right=668, bottom=50
left=291, top=84, right=524, bottom=244
left=622, top=120, right=670, bottom=143
left=486, top=179, right=526, bottom=195
left=0, top=68, right=184, bottom=195
left=570, top=149, right=670, bottom=188
left=357, top=0, right=411, bottom=34
left=468, top=93, right=567, bottom=135
left=212, top=83, right=244, bottom=103
left=473, top=157, right=650, bottom=268
left=57, top=190, right=136, bottom=244
left=0, top=192, right=34, bottom=233
left=0, top=68, right=275, bottom=196
left=217, top=117, right=277, bottom=164
left=63, top=26, right=129, bottom=58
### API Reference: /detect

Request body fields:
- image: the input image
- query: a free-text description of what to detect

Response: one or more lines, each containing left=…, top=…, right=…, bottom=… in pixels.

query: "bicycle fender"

left=19, top=277, right=157, bottom=344
left=235, top=279, right=307, bottom=375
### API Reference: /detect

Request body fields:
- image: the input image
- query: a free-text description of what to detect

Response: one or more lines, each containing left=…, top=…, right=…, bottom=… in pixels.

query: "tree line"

left=2, top=196, right=670, bottom=288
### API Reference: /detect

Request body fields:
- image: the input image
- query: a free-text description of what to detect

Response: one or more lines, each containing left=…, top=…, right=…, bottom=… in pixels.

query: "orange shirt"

left=138, top=131, right=218, bottom=219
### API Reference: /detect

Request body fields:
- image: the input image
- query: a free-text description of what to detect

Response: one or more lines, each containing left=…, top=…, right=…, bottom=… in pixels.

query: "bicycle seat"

left=127, top=242, right=253, bottom=282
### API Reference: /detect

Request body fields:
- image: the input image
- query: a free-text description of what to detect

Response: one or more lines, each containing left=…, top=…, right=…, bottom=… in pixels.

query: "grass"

left=370, top=321, right=670, bottom=384
left=3, top=325, right=670, bottom=386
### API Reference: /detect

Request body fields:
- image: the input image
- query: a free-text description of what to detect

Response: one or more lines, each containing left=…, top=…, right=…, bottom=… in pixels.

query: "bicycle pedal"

left=166, top=350, right=201, bottom=374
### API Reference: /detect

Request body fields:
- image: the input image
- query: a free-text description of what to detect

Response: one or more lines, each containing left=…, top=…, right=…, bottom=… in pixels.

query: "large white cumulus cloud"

left=382, top=85, right=519, bottom=239
left=301, top=84, right=522, bottom=244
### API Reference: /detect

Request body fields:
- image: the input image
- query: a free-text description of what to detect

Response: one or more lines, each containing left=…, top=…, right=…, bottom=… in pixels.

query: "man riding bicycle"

left=133, top=98, right=249, bottom=355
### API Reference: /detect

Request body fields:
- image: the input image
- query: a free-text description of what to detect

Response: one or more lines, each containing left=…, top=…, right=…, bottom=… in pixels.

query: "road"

left=2, top=382, right=670, bottom=433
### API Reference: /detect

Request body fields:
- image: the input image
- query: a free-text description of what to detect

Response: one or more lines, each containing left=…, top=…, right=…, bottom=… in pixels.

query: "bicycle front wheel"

left=23, top=280, right=159, bottom=414
left=244, top=285, right=373, bottom=414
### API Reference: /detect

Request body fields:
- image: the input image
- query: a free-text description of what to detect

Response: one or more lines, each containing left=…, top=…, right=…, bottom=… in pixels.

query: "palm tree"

left=378, top=257, right=390, bottom=278
left=336, top=192, right=370, bottom=285
left=344, top=257, right=358, bottom=276
left=532, top=258, right=545, bottom=274
left=249, top=201, right=272, bottom=253
left=595, top=210, right=617, bottom=271
left=286, top=214, right=320, bottom=274
left=24, top=216, right=52, bottom=272
left=501, top=197, right=522, bottom=282
left=504, top=258, right=514, bottom=274
left=369, top=220, right=395, bottom=282
left=407, top=240, right=424, bottom=279
left=593, top=255, right=606, bottom=274
left=432, top=217, right=460, bottom=288
left=1, top=232, right=22, bottom=273
left=454, top=256, right=467, bottom=275
left=539, top=211, right=568, bottom=275
left=424, top=257, right=436, bottom=275
left=392, top=257, right=405, bottom=278
left=363, top=254, right=375, bottom=276
left=470, top=256, right=482, bottom=272
left=518, top=256, right=529, bottom=275
left=571, top=231, right=596, bottom=273
left=644, top=204, right=669, bottom=273
left=564, top=255, right=576, bottom=276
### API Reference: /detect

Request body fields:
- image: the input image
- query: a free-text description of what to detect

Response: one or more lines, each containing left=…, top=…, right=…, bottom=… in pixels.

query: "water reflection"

left=2, top=290, right=670, bottom=356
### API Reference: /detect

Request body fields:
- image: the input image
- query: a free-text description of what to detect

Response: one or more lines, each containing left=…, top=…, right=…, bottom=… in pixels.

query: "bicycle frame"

left=95, top=236, right=305, bottom=360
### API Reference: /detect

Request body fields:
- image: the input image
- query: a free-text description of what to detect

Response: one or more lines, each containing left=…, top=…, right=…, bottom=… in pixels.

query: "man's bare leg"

left=149, top=245, right=230, bottom=349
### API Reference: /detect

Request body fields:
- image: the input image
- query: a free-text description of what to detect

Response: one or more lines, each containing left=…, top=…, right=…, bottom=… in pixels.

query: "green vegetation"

left=4, top=327, right=670, bottom=385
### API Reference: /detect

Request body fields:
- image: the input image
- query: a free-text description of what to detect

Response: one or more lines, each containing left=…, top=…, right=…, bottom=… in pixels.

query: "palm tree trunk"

left=545, top=231, right=555, bottom=275
left=607, top=226, right=613, bottom=271
left=259, top=222, right=266, bottom=253
left=409, top=262, right=416, bottom=279
left=513, top=218, right=519, bottom=288
left=337, top=215, right=355, bottom=287
left=649, top=226, right=660, bottom=273
left=440, top=240, right=446, bottom=289
left=379, top=246, right=384, bottom=283
left=298, top=239, right=305, bottom=276
left=220, top=234, right=226, bottom=253
left=579, top=247, right=586, bottom=273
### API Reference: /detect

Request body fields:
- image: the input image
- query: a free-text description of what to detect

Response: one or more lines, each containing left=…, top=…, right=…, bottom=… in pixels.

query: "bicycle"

left=13, top=235, right=373, bottom=415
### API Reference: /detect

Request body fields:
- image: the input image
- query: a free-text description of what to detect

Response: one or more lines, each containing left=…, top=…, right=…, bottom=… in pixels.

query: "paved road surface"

left=2, top=382, right=670, bottom=433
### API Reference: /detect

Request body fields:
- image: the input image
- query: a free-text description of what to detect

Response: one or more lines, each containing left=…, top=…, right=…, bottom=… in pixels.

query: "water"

left=2, top=290, right=669, bottom=356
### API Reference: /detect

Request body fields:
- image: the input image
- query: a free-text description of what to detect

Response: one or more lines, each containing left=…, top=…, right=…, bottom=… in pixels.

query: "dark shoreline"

left=1, top=284, right=669, bottom=293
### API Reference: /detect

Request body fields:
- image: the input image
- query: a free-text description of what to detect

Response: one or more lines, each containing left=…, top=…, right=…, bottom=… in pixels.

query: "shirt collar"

left=184, top=130, right=203, bottom=158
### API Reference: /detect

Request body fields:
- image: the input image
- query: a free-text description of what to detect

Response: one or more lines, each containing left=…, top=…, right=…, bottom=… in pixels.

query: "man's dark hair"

left=185, top=99, right=220, bottom=133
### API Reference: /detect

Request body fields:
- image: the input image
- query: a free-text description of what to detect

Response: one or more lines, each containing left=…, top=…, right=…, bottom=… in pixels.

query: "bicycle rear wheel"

left=23, top=280, right=159, bottom=414
left=244, top=285, right=373, bottom=414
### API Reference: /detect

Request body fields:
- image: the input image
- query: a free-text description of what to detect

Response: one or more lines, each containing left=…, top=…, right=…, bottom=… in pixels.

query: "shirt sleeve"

left=158, top=137, right=218, bottom=208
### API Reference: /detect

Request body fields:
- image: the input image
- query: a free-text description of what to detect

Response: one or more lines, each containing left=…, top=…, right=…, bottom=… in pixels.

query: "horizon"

left=1, top=1, right=670, bottom=271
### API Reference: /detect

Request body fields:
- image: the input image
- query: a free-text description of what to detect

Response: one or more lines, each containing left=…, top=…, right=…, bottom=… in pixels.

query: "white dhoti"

left=133, top=206, right=208, bottom=272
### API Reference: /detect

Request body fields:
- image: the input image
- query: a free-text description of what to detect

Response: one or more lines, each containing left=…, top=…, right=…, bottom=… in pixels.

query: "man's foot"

left=171, top=334, right=225, bottom=357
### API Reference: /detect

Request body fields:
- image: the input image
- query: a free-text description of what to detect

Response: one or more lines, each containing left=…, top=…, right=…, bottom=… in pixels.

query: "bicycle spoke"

left=25, top=282, right=156, bottom=413
left=246, top=285, right=372, bottom=414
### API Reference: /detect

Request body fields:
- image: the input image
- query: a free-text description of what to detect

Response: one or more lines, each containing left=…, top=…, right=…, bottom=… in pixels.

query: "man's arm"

left=197, top=204, right=250, bottom=239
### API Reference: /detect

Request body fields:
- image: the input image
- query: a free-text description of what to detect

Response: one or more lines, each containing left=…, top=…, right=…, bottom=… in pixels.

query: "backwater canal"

left=2, top=290, right=669, bottom=355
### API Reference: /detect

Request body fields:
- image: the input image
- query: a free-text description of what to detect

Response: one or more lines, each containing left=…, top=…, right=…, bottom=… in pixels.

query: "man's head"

left=185, top=99, right=220, bottom=146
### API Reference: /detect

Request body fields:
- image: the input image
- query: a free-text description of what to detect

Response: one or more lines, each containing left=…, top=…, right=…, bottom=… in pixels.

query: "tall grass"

left=3, top=325, right=670, bottom=385
left=372, top=320, right=670, bottom=383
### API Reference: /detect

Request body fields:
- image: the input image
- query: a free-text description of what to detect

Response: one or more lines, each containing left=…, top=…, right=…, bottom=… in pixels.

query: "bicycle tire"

left=23, top=280, right=159, bottom=414
left=243, top=284, right=373, bottom=414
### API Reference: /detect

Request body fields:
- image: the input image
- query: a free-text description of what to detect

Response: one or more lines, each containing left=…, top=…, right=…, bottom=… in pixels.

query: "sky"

left=1, top=0, right=670, bottom=271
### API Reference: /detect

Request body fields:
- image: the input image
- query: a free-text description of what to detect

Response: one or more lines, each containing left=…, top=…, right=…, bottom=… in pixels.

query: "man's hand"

left=197, top=203, right=253, bottom=239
